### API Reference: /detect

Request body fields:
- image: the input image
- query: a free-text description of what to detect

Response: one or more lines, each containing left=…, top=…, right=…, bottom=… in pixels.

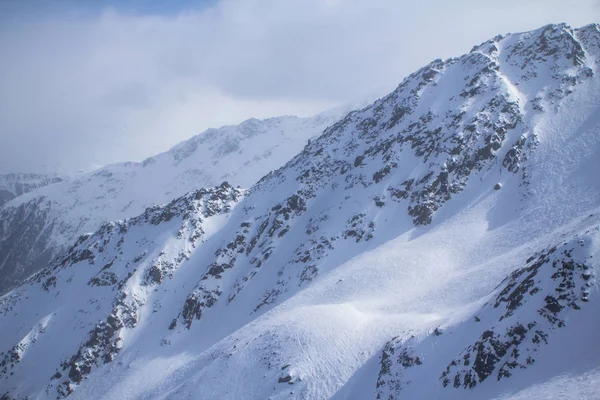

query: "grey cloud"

left=0, top=0, right=598, bottom=174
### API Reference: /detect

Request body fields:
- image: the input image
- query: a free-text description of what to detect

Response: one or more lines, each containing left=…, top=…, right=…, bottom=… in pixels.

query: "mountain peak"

left=1, top=23, right=600, bottom=400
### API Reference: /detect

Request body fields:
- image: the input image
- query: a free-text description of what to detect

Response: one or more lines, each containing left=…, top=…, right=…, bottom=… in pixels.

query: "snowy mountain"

left=0, top=106, right=354, bottom=294
left=0, top=173, right=62, bottom=207
left=1, top=22, right=600, bottom=400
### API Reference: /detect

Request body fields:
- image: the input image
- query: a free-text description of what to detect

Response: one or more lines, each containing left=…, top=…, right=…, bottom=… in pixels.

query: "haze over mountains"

left=0, top=104, right=356, bottom=294
left=0, top=173, right=62, bottom=207
left=1, top=22, right=600, bottom=400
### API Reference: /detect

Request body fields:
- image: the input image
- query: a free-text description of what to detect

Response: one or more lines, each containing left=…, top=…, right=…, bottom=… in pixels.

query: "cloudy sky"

left=0, top=0, right=598, bottom=174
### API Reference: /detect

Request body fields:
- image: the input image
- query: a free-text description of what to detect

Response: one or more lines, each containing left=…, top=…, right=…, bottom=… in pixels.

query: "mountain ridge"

left=0, top=173, right=62, bottom=207
left=0, top=104, right=357, bottom=294
left=1, top=22, right=599, bottom=399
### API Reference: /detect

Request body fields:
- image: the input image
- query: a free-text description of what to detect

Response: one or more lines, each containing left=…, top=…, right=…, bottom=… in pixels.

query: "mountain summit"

left=1, top=23, right=599, bottom=399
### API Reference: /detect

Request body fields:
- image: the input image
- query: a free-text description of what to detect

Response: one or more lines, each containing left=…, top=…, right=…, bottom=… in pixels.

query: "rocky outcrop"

left=0, top=183, right=242, bottom=397
left=0, top=108, right=352, bottom=295
left=1, top=23, right=599, bottom=400
left=376, top=229, right=597, bottom=399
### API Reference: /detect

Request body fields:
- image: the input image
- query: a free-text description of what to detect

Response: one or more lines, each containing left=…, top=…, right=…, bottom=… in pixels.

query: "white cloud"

left=0, top=0, right=598, bottom=173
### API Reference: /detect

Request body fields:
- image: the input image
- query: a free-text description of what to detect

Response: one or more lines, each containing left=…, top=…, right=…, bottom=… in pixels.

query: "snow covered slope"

left=0, top=106, right=353, bottom=294
left=1, top=23, right=600, bottom=400
left=0, top=173, right=62, bottom=207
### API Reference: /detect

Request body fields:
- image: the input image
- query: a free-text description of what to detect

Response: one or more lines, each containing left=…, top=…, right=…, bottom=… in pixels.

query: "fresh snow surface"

left=492, top=368, right=600, bottom=400
left=1, top=23, right=600, bottom=400
left=0, top=104, right=356, bottom=294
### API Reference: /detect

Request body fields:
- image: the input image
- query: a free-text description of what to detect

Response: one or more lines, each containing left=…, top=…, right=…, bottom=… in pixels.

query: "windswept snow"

left=0, top=104, right=356, bottom=294
left=1, top=23, right=600, bottom=400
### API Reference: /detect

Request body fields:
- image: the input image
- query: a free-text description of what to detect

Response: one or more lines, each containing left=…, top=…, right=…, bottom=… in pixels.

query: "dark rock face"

left=168, top=23, right=599, bottom=336
left=170, top=187, right=319, bottom=328
left=174, top=287, right=222, bottom=330
left=2, top=23, right=599, bottom=400
left=442, top=236, right=593, bottom=389
left=343, top=213, right=374, bottom=242
left=376, top=338, right=423, bottom=399
left=0, top=180, right=237, bottom=297
left=0, top=110, right=345, bottom=297
left=0, top=346, right=21, bottom=379
left=376, top=230, right=596, bottom=399
left=61, top=302, right=128, bottom=389
left=0, top=184, right=243, bottom=398
left=270, top=49, right=537, bottom=229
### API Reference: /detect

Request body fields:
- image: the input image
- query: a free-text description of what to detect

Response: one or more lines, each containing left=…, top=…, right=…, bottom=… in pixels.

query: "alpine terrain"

left=0, top=105, right=354, bottom=294
left=1, top=23, right=599, bottom=400
left=0, top=173, right=62, bottom=207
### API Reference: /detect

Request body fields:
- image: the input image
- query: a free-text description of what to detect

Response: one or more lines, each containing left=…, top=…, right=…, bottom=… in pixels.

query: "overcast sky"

left=0, top=0, right=598, bottom=174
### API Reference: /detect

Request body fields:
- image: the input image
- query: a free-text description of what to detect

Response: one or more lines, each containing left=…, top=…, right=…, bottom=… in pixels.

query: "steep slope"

left=0, top=106, right=353, bottom=294
left=1, top=23, right=599, bottom=400
left=0, top=173, right=62, bottom=207
left=0, top=183, right=243, bottom=397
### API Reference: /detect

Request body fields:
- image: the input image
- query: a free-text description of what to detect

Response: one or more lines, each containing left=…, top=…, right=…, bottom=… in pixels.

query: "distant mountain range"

left=0, top=104, right=356, bottom=294
left=0, top=173, right=62, bottom=207
left=1, top=23, right=599, bottom=400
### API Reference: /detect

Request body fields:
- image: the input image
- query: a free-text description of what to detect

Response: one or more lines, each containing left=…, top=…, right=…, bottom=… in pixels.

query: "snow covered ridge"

left=0, top=22, right=600, bottom=399
left=0, top=173, right=62, bottom=207
left=0, top=183, right=243, bottom=397
left=254, top=23, right=597, bottom=226
left=0, top=106, right=353, bottom=294
left=376, top=230, right=598, bottom=399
